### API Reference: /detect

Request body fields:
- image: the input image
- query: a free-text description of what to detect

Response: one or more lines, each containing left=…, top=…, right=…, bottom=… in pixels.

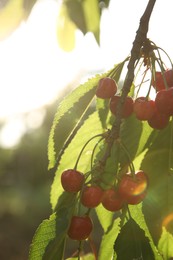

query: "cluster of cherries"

left=61, top=168, right=148, bottom=241
left=96, top=69, right=173, bottom=129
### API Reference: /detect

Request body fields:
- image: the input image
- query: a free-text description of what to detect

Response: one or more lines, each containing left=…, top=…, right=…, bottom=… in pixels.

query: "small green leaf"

left=95, top=204, right=114, bottom=232
left=114, top=218, right=155, bottom=260
left=158, top=227, right=173, bottom=259
left=129, top=204, right=162, bottom=259
left=29, top=192, right=76, bottom=260
left=98, top=218, right=121, bottom=260
left=65, top=0, right=87, bottom=34
left=82, top=0, right=100, bottom=44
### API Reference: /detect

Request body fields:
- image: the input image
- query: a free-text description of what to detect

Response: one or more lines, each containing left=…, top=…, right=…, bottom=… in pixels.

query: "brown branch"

left=100, top=0, right=156, bottom=166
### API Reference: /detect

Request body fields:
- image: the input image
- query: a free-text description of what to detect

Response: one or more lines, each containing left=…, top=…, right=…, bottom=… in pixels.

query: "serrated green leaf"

left=114, top=218, right=155, bottom=260
left=50, top=111, right=103, bottom=209
left=98, top=218, right=121, bottom=260
left=29, top=213, right=56, bottom=260
left=29, top=193, right=76, bottom=260
left=158, top=227, right=173, bottom=259
left=129, top=204, right=162, bottom=259
left=48, top=74, right=102, bottom=170
left=95, top=204, right=114, bottom=232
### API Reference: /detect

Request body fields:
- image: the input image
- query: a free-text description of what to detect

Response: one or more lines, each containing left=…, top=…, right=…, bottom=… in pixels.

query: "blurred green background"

left=0, top=100, right=58, bottom=260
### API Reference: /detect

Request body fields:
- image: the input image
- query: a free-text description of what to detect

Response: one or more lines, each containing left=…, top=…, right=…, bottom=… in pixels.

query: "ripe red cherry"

left=68, top=215, right=93, bottom=240
left=102, top=188, right=124, bottom=212
left=118, top=171, right=148, bottom=205
left=133, top=97, right=156, bottom=121
left=148, top=109, right=170, bottom=129
left=96, top=77, right=117, bottom=99
left=61, top=169, right=84, bottom=193
left=109, top=95, right=134, bottom=118
left=155, top=87, right=173, bottom=116
left=81, top=185, right=104, bottom=208
left=153, top=69, right=173, bottom=91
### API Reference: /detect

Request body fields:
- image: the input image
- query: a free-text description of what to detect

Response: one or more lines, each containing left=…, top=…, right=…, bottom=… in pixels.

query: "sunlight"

left=1, top=0, right=173, bottom=148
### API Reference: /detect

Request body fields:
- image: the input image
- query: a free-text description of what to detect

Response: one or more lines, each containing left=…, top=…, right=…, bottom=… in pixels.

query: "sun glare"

left=1, top=0, right=173, bottom=148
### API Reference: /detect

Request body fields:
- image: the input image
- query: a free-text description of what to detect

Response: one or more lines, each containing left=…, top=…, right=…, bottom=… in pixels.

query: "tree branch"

left=100, top=0, right=156, bottom=166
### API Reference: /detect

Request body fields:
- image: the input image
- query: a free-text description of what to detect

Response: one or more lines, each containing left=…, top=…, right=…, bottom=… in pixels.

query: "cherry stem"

left=74, top=134, right=104, bottom=170
left=119, top=140, right=136, bottom=177
left=88, top=236, right=98, bottom=260
left=90, top=136, right=105, bottom=169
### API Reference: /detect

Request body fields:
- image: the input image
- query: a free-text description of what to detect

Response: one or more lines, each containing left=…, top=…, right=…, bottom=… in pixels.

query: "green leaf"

left=50, top=111, right=103, bottom=209
left=98, top=218, right=121, bottom=260
left=0, top=0, right=25, bottom=40
left=82, top=0, right=100, bottom=44
left=48, top=74, right=102, bottom=170
left=57, top=3, right=76, bottom=51
left=65, top=0, right=87, bottom=34
left=129, top=204, right=162, bottom=259
left=141, top=122, right=173, bottom=243
left=29, top=213, right=56, bottom=260
left=95, top=204, right=114, bottom=232
left=29, top=192, right=76, bottom=260
left=114, top=218, right=155, bottom=260
left=158, top=227, right=173, bottom=259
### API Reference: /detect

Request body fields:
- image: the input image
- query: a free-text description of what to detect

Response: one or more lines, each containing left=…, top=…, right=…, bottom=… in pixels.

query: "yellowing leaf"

left=0, top=0, right=25, bottom=39
left=57, top=4, right=76, bottom=52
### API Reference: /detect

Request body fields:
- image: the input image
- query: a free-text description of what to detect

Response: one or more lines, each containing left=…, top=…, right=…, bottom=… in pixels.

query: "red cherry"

left=96, top=77, right=117, bottom=99
left=155, top=87, right=173, bottom=116
left=118, top=171, right=148, bottom=205
left=152, top=69, right=173, bottom=91
left=68, top=215, right=93, bottom=240
left=133, top=97, right=156, bottom=121
left=102, top=188, right=124, bottom=212
left=109, top=95, right=134, bottom=118
left=61, top=169, right=84, bottom=193
left=81, top=185, right=104, bottom=208
left=148, top=109, right=170, bottom=130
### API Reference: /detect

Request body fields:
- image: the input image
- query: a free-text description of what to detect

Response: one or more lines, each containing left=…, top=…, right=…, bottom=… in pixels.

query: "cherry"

left=96, top=77, right=117, bottom=99
left=152, top=69, right=173, bottom=91
left=81, top=185, right=104, bottom=208
left=118, top=171, right=148, bottom=205
left=61, top=169, right=84, bottom=193
left=148, top=110, right=170, bottom=130
left=109, top=95, right=134, bottom=118
left=67, top=215, right=93, bottom=240
left=155, top=87, right=173, bottom=116
left=133, top=97, right=156, bottom=121
left=102, top=188, right=124, bottom=212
